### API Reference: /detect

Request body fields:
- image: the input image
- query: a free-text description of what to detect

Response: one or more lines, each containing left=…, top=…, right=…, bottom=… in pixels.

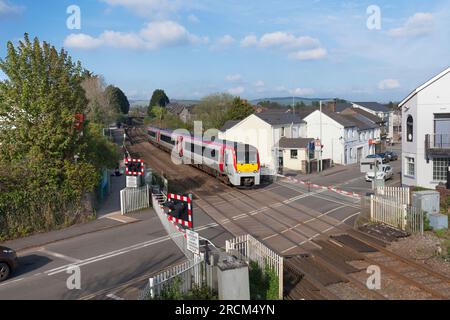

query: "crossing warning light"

left=125, top=158, right=144, bottom=176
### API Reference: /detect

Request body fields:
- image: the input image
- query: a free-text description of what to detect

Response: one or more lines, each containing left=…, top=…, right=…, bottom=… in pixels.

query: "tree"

left=225, top=97, right=254, bottom=121
left=82, top=75, right=119, bottom=126
left=148, top=89, right=170, bottom=115
left=152, top=106, right=167, bottom=127
left=105, top=85, right=130, bottom=115
left=193, top=93, right=234, bottom=130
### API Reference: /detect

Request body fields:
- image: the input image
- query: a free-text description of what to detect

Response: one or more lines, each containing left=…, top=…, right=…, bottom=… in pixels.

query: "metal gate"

left=120, top=185, right=150, bottom=215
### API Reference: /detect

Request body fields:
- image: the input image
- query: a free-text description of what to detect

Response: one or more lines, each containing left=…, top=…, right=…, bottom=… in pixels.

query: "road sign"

left=186, top=229, right=200, bottom=255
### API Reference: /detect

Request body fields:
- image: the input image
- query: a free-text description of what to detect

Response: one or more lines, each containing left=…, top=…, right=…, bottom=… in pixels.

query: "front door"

left=357, top=147, right=363, bottom=164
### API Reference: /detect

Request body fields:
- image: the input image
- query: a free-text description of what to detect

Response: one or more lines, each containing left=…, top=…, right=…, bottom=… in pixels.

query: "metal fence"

left=370, top=195, right=424, bottom=234
left=120, top=185, right=150, bottom=215
left=151, top=193, right=194, bottom=260
left=139, top=254, right=205, bottom=300
left=376, top=186, right=411, bottom=205
left=225, top=234, right=284, bottom=299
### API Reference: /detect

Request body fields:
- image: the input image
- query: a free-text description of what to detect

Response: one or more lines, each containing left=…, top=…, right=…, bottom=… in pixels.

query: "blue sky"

left=1, top=0, right=449, bottom=103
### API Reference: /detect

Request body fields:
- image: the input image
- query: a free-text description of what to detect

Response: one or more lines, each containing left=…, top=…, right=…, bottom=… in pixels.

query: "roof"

left=279, top=137, right=314, bottom=149
left=320, top=110, right=357, bottom=128
left=220, top=120, right=240, bottom=131
left=353, top=102, right=390, bottom=113
left=335, top=102, right=353, bottom=113
left=166, top=103, right=194, bottom=116
left=255, top=111, right=306, bottom=126
left=341, top=107, right=385, bottom=124
left=344, top=114, right=379, bottom=130
left=399, top=67, right=450, bottom=107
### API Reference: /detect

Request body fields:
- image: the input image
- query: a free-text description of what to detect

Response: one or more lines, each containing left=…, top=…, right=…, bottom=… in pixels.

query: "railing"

left=120, top=185, right=150, bottom=215
left=226, top=234, right=284, bottom=299
left=139, top=254, right=205, bottom=300
left=426, top=134, right=450, bottom=152
left=370, top=195, right=423, bottom=234
left=376, top=187, right=410, bottom=205
left=151, top=193, right=195, bottom=260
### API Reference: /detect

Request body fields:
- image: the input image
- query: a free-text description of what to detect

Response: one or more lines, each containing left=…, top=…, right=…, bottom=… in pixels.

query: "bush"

left=147, top=277, right=218, bottom=300
left=249, top=261, right=280, bottom=300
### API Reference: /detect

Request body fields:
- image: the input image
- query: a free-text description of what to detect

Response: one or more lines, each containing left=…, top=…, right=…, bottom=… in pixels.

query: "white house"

left=400, top=67, right=450, bottom=189
left=352, top=102, right=394, bottom=140
left=303, top=110, right=380, bottom=165
left=219, top=112, right=307, bottom=174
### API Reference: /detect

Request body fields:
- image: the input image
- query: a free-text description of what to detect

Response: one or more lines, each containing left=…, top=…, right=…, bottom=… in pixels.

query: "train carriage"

left=147, top=127, right=261, bottom=187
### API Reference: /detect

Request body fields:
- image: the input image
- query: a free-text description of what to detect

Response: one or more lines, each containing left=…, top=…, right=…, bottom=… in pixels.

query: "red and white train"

left=147, top=127, right=261, bottom=187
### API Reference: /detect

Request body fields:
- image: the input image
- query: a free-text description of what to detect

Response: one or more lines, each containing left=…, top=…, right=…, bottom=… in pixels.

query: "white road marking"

left=106, top=293, right=125, bottom=300
left=107, top=216, right=131, bottom=224
left=39, top=249, right=82, bottom=264
left=0, top=277, right=24, bottom=288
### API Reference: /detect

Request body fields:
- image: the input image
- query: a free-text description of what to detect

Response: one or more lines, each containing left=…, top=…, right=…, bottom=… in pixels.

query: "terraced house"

left=400, top=67, right=450, bottom=189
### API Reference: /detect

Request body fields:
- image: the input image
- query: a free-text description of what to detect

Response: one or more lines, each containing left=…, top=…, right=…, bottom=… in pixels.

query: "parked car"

left=365, top=164, right=394, bottom=182
left=0, top=246, right=18, bottom=282
left=365, top=153, right=389, bottom=164
left=385, top=151, right=399, bottom=161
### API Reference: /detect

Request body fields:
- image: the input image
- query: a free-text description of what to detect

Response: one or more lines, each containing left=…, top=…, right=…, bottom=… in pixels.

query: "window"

left=148, top=130, right=156, bottom=138
left=161, top=134, right=175, bottom=145
left=433, top=158, right=450, bottom=181
left=405, top=157, right=415, bottom=177
left=281, top=127, right=285, bottom=137
left=290, top=150, right=298, bottom=159
left=407, top=115, right=413, bottom=142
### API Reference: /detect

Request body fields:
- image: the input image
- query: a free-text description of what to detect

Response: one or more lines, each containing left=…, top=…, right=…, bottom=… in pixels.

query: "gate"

left=120, top=185, right=150, bottom=215
left=376, top=187, right=410, bottom=205
left=370, top=195, right=423, bottom=234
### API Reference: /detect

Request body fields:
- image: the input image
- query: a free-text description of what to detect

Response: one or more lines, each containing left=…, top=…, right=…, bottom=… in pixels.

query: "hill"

left=251, top=97, right=333, bottom=106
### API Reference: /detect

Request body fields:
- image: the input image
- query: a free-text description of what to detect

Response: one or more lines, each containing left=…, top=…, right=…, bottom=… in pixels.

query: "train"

left=147, top=127, right=261, bottom=187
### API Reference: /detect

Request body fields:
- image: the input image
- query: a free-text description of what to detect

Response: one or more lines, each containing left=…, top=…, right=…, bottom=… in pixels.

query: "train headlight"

left=237, top=171, right=241, bottom=174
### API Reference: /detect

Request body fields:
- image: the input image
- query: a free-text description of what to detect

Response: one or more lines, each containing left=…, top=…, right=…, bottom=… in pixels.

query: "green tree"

left=225, top=97, right=254, bottom=121
left=105, top=85, right=130, bottom=115
left=148, top=89, right=170, bottom=115
left=193, top=93, right=234, bottom=130
left=152, top=106, right=167, bottom=126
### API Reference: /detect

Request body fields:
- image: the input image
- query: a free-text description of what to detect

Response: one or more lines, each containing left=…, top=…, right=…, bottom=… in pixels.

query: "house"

left=351, top=102, right=394, bottom=140
left=166, top=103, right=195, bottom=123
left=279, top=137, right=315, bottom=173
left=303, top=110, right=380, bottom=165
left=399, top=67, right=450, bottom=189
left=219, top=111, right=307, bottom=175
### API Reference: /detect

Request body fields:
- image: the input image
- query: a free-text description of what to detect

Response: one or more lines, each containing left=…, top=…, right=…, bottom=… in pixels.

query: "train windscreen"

left=236, top=145, right=258, bottom=164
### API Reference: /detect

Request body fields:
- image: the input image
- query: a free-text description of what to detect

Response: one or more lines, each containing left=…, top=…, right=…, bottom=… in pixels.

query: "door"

left=357, top=147, right=363, bottom=164
left=434, top=114, right=450, bottom=148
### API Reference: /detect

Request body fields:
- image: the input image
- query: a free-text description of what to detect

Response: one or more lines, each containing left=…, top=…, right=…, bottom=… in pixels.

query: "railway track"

left=126, top=128, right=450, bottom=300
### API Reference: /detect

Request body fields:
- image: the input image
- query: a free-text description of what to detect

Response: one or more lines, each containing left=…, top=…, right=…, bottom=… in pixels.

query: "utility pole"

left=319, top=100, right=323, bottom=173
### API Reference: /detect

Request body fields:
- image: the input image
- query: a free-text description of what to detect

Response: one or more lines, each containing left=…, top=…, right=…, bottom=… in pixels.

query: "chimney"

left=326, top=101, right=336, bottom=113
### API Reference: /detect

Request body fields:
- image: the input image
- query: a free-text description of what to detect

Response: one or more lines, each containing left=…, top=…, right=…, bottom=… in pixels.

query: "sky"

left=0, top=0, right=449, bottom=103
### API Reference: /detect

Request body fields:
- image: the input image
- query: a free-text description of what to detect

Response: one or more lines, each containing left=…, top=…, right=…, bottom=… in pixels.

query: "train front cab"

left=225, top=144, right=261, bottom=187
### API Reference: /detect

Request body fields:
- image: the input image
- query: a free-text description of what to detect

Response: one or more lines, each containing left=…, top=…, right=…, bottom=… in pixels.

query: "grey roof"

left=256, top=111, right=306, bottom=126
left=335, top=102, right=353, bottom=113
left=353, top=102, right=391, bottom=113
left=322, top=111, right=357, bottom=128
left=341, top=107, right=385, bottom=124
left=344, top=114, right=379, bottom=130
left=279, top=137, right=314, bottom=149
left=220, top=120, right=240, bottom=131
left=167, top=103, right=194, bottom=116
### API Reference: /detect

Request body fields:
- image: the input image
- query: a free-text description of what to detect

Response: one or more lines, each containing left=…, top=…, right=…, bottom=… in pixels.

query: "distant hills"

left=129, top=99, right=199, bottom=108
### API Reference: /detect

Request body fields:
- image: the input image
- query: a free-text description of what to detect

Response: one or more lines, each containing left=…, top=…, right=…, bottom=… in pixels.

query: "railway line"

left=126, top=128, right=450, bottom=300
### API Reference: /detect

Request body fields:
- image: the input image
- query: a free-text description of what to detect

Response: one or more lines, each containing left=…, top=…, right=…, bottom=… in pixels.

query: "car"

left=365, top=164, right=394, bottom=182
left=0, top=246, right=18, bottom=282
left=365, top=153, right=389, bottom=164
left=385, top=151, right=398, bottom=161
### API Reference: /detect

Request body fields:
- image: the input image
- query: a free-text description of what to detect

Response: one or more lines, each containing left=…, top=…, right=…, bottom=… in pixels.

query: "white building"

left=303, top=110, right=380, bottom=165
left=352, top=102, right=394, bottom=140
left=400, top=67, right=450, bottom=189
left=219, top=112, right=306, bottom=174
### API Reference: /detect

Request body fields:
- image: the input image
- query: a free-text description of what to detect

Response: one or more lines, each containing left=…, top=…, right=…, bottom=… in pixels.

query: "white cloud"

left=290, top=88, right=315, bottom=96
left=210, top=34, right=235, bottom=51
left=188, top=14, right=199, bottom=23
left=225, top=74, right=242, bottom=82
left=241, top=32, right=320, bottom=50
left=240, top=35, right=258, bottom=48
left=64, top=20, right=207, bottom=50
left=254, top=80, right=265, bottom=87
left=388, top=13, right=434, bottom=38
left=0, top=0, right=23, bottom=17
left=378, top=79, right=400, bottom=90
left=228, top=86, right=245, bottom=95
left=288, top=48, right=327, bottom=61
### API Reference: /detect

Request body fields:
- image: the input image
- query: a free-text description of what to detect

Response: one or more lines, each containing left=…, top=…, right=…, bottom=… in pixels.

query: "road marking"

left=106, top=293, right=125, bottom=300
left=39, top=249, right=82, bottom=264
left=0, top=277, right=24, bottom=288
left=44, top=222, right=220, bottom=277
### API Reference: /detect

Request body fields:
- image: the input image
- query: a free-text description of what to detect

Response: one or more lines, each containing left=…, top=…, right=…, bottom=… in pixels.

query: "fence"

left=376, top=186, right=410, bottom=205
left=139, top=254, right=205, bottom=300
left=151, top=193, right=194, bottom=260
left=120, top=185, right=150, bottom=215
left=226, top=234, right=284, bottom=299
left=370, top=195, right=424, bottom=234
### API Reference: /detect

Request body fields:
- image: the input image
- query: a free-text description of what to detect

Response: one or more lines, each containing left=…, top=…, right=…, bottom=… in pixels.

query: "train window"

left=148, top=131, right=156, bottom=138
left=236, top=145, right=258, bottom=164
left=161, top=134, right=175, bottom=145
